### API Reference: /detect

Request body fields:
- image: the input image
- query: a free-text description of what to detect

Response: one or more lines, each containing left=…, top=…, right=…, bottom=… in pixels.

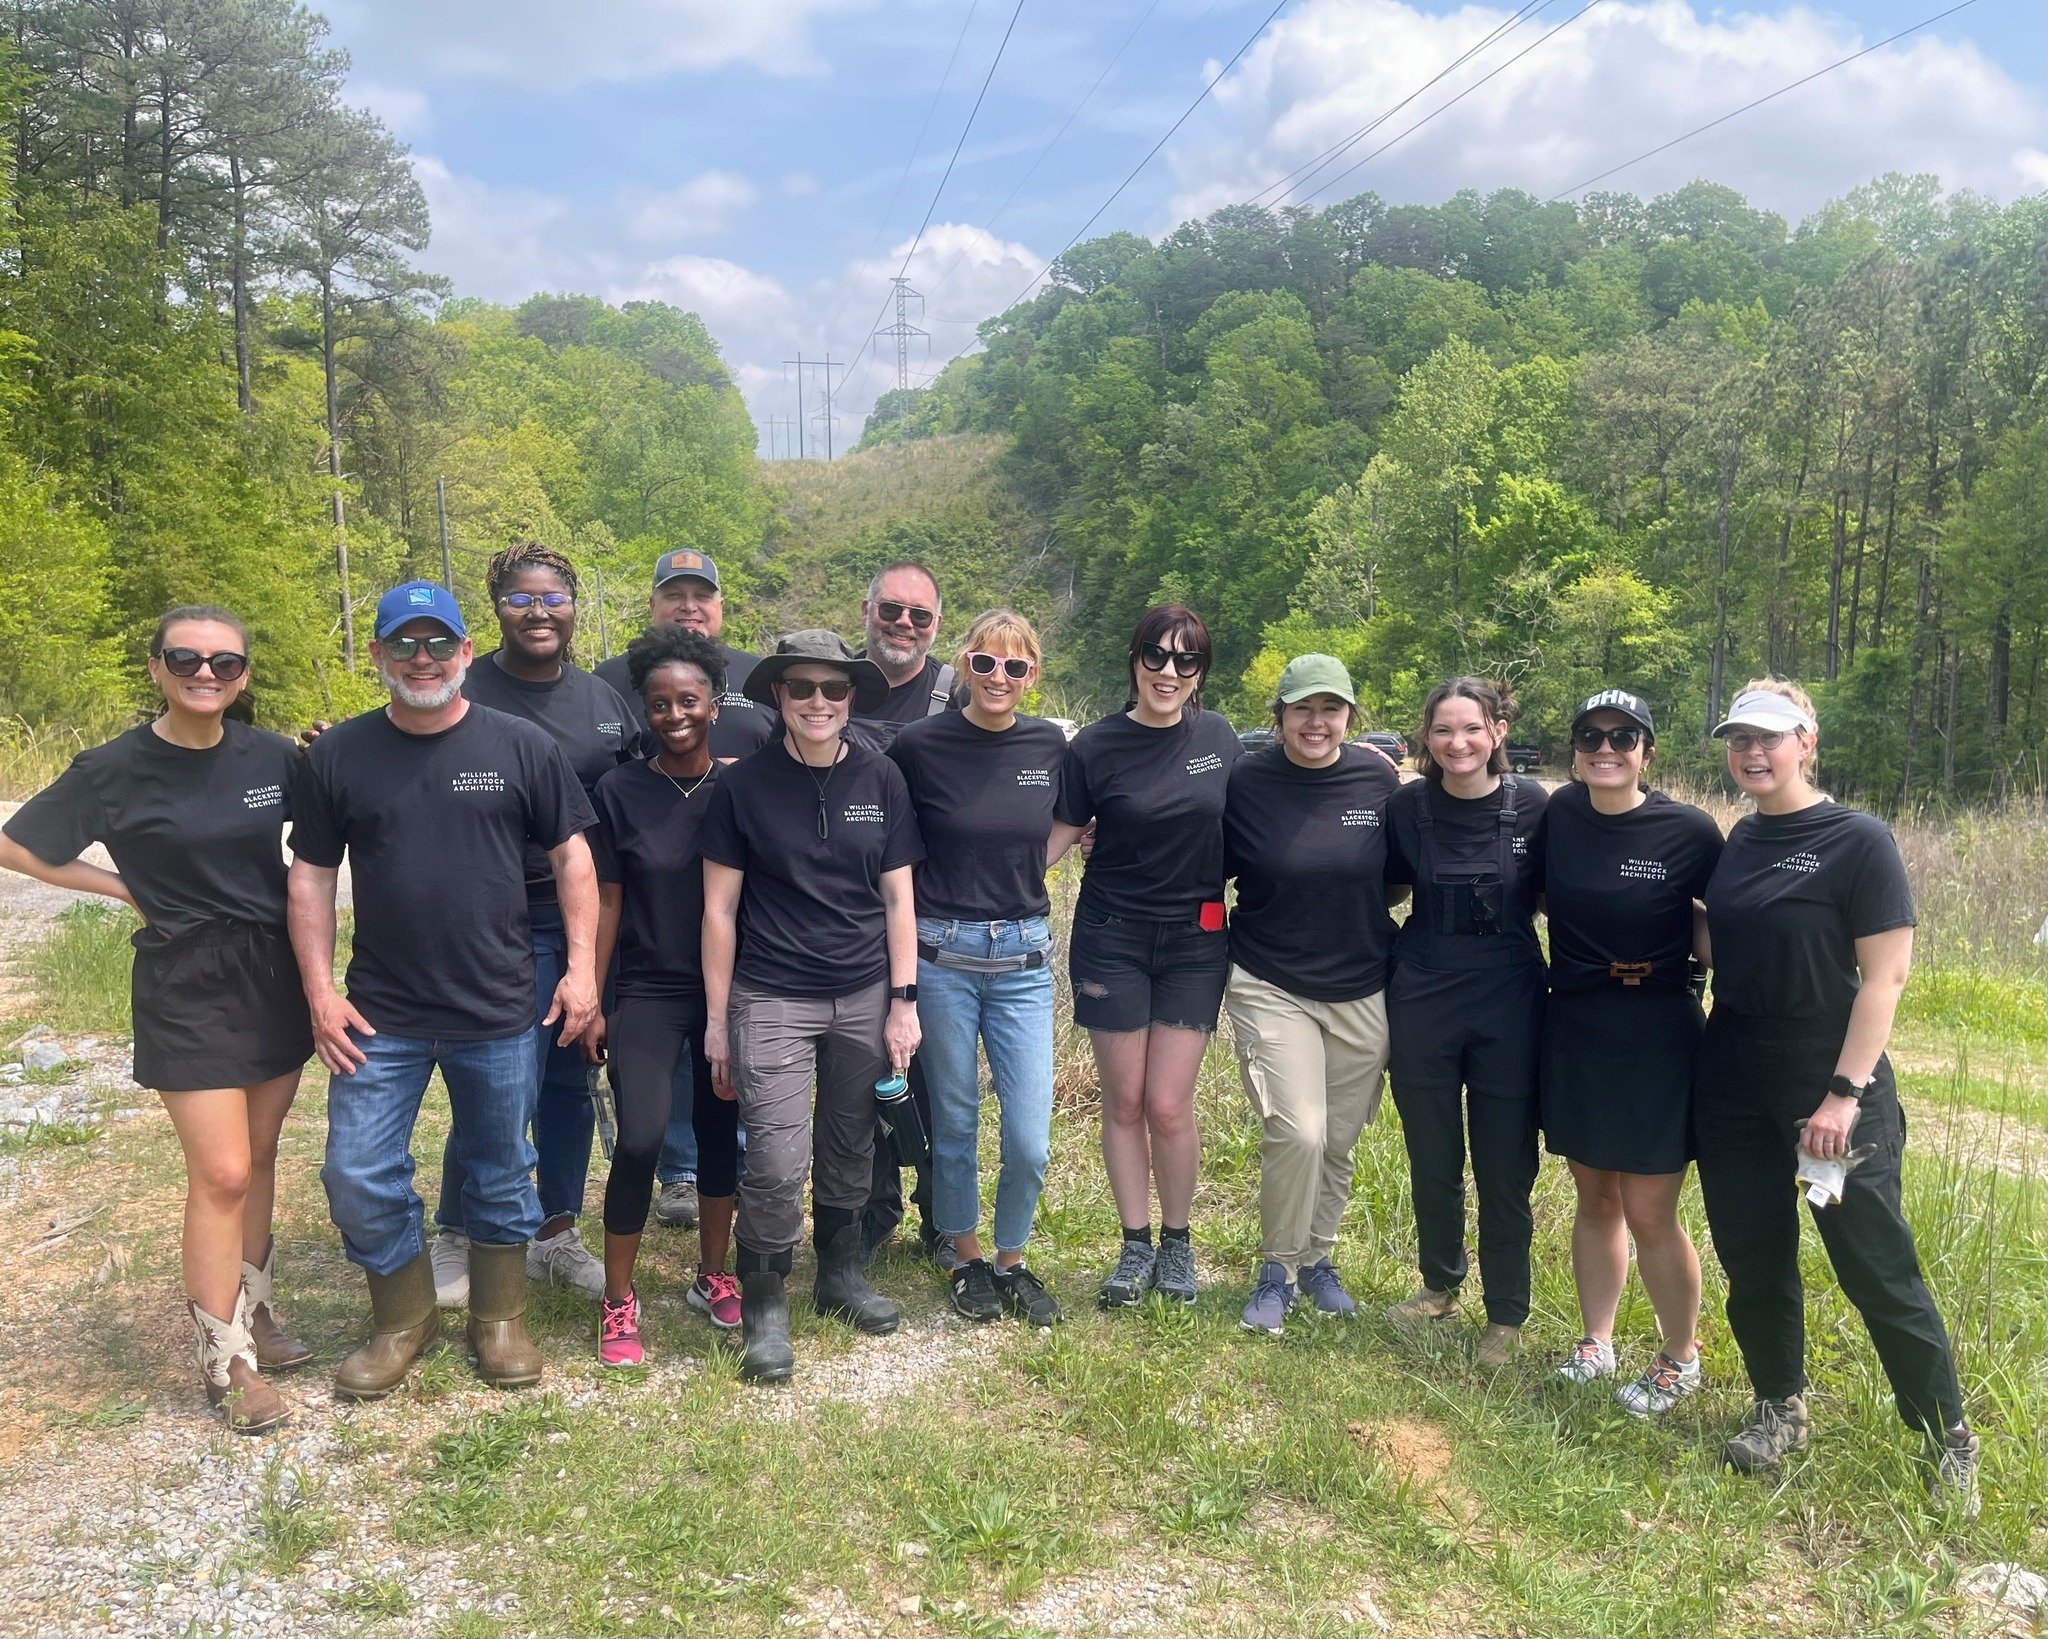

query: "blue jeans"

left=437, top=901, right=594, bottom=1229
left=656, top=1058, right=699, bottom=1186
left=323, top=1025, right=542, bottom=1275
left=917, top=916, right=1056, bottom=1255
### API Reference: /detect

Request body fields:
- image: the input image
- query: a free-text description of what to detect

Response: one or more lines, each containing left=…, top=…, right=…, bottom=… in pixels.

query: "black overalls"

left=1386, top=776, right=1547, bottom=1327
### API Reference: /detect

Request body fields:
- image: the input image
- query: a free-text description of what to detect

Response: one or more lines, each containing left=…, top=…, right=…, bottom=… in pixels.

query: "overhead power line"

left=1548, top=0, right=1983, bottom=199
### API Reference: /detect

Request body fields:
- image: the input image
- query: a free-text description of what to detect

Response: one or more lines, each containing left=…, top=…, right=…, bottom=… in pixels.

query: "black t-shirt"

left=291, top=704, right=596, bottom=1040
left=595, top=642, right=774, bottom=762
left=889, top=711, right=1067, bottom=922
left=1705, top=800, right=1915, bottom=1022
left=589, top=758, right=721, bottom=1001
left=848, top=654, right=954, bottom=751
left=3, top=720, right=304, bottom=941
left=698, top=741, right=924, bottom=999
left=1054, top=710, right=1242, bottom=923
left=1385, top=776, right=1548, bottom=970
left=1223, top=744, right=1401, bottom=1002
left=1543, top=782, right=1723, bottom=994
left=463, top=653, right=632, bottom=902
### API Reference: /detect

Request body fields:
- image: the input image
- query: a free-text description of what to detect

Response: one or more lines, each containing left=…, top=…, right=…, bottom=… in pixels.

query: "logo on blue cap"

left=374, top=580, right=467, bottom=640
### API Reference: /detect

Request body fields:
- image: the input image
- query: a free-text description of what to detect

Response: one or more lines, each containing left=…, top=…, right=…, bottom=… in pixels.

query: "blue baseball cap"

left=374, top=580, right=467, bottom=640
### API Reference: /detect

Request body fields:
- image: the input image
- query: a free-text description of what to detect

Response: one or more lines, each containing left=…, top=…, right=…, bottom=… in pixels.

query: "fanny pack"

left=917, top=941, right=1046, bottom=975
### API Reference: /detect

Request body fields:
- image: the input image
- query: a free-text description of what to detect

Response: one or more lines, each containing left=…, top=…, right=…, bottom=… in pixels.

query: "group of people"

left=0, top=543, right=1980, bottom=1514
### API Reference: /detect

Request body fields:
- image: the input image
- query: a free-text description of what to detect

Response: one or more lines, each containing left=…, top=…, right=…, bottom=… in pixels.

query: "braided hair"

left=485, top=541, right=580, bottom=602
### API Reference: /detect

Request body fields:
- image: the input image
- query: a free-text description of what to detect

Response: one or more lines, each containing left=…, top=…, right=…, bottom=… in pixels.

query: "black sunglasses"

left=1572, top=725, right=1646, bottom=754
left=158, top=648, right=248, bottom=681
left=382, top=634, right=463, bottom=661
left=780, top=677, right=854, bottom=703
left=874, top=599, right=936, bottom=630
left=965, top=651, right=1032, bottom=680
left=1138, top=642, right=1206, bottom=679
left=498, top=591, right=573, bottom=610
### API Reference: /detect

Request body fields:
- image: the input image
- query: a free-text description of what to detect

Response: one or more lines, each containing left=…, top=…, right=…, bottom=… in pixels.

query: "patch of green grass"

left=253, top=1459, right=339, bottom=1573
left=18, top=901, right=138, bottom=1035
left=330, top=1574, right=411, bottom=1619
left=0, top=1118, right=99, bottom=1154
left=1899, top=963, right=2048, bottom=1045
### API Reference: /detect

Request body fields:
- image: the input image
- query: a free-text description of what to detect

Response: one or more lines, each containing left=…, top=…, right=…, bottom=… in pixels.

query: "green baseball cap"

left=1275, top=653, right=1356, bottom=706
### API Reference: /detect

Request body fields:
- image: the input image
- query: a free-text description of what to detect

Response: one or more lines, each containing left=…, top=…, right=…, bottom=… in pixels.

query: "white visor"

left=1712, top=688, right=1815, bottom=737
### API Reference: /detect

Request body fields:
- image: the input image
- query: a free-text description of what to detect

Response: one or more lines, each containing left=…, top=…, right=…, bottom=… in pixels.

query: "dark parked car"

left=1354, top=729, right=1408, bottom=761
left=1506, top=742, right=1545, bottom=774
left=1238, top=727, right=1276, bottom=751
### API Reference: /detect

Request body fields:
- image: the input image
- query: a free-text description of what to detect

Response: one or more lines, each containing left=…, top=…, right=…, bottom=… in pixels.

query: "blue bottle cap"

left=874, top=1073, right=908, bottom=1097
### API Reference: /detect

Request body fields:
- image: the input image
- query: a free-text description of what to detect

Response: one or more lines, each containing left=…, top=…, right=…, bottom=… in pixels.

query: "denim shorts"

left=1067, top=907, right=1229, bottom=1033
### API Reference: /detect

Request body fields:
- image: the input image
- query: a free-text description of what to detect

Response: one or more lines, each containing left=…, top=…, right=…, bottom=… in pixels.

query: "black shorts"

left=130, top=921, right=313, bottom=1092
left=1541, top=985, right=1702, bottom=1174
left=1068, top=909, right=1229, bottom=1033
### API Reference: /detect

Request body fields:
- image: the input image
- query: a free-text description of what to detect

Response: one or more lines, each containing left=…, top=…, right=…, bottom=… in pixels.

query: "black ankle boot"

left=813, top=1213, right=900, bottom=1335
left=736, top=1245, right=794, bottom=1385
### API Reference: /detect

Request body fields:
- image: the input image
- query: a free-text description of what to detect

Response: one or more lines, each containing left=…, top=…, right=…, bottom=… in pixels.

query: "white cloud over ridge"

left=623, top=172, right=760, bottom=243
left=1165, top=0, right=2046, bottom=223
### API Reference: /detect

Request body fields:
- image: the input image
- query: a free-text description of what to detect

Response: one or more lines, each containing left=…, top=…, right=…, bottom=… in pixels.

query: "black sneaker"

left=948, top=1258, right=1004, bottom=1323
left=993, top=1262, right=1063, bottom=1327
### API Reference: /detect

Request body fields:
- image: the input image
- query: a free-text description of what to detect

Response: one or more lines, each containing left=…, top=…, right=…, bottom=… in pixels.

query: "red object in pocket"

left=1198, top=901, right=1227, bottom=932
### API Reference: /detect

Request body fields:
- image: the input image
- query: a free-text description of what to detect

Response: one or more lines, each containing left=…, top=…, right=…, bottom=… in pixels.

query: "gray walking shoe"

left=1098, top=1241, right=1155, bottom=1309
left=1295, top=1258, right=1357, bottom=1318
left=653, top=1180, right=700, bottom=1229
left=1152, top=1236, right=1198, bottom=1306
left=1240, top=1261, right=1295, bottom=1335
left=1724, top=1395, right=1810, bottom=1474
left=1928, top=1427, right=1982, bottom=1519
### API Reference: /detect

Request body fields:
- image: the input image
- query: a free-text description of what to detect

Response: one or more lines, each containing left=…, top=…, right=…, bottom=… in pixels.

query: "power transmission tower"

left=807, top=355, right=846, bottom=460
left=873, top=277, right=929, bottom=394
left=769, top=415, right=798, bottom=459
left=783, top=352, right=807, bottom=459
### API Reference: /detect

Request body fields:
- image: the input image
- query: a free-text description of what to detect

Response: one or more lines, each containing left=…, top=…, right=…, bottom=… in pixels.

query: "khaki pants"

left=1225, top=967, right=1391, bottom=1269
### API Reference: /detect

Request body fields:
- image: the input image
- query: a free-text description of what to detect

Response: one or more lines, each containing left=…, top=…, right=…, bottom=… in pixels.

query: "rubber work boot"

left=190, top=1293, right=288, bottom=1435
left=467, top=1240, right=543, bottom=1389
left=814, top=1221, right=900, bottom=1335
left=241, top=1239, right=312, bottom=1371
left=334, top=1252, right=440, bottom=1401
left=738, top=1265, right=795, bottom=1385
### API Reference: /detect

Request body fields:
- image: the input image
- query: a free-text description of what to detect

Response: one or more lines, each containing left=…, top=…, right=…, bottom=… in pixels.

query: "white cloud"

left=782, top=171, right=821, bottom=198
left=623, top=172, right=760, bottom=244
left=1164, top=0, right=2047, bottom=223
left=349, top=78, right=431, bottom=136
left=328, top=0, right=869, bottom=91
left=616, top=255, right=791, bottom=322
left=413, top=158, right=591, bottom=303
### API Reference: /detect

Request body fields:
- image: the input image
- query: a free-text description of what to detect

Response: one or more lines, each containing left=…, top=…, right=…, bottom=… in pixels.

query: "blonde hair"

left=1735, top=676, right=1819, bottom=770
left=955, top=609, right=1041, bottom=673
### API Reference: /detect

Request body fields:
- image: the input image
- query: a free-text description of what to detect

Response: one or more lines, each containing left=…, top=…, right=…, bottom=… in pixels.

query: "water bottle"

left=874, top=1071, right=931, bottom=1172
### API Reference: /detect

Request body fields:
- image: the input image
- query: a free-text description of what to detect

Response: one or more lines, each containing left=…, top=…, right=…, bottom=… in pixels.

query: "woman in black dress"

left=0, top=606, right=313, bottom=1433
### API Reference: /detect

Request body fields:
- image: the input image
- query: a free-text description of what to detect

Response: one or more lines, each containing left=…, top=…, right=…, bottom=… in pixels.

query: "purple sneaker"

left=1295, top=1257, right=1357, bottom=1319
left=1240, top=1261, right=1296, bottom=1335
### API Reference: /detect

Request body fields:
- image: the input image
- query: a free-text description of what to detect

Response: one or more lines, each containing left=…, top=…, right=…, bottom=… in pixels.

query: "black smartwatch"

left=889, top=984, right=918, bottom=1003
left=1825, top=1073, right=1870, bottom=1102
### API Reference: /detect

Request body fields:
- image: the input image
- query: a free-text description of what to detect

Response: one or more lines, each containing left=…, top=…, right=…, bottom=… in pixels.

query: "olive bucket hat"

left=742, top=628, right=890, bottom=713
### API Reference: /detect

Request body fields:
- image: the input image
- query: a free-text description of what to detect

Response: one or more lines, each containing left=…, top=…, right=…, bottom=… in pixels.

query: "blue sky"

left=323, top=0, right=2045, bottom=445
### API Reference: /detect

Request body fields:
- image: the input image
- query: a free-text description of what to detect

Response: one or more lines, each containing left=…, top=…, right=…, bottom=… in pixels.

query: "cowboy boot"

left=334, top=1252, right=440, bottom=1401
left=467, top=1240, right=543, bottom=1389
left=241, top=1239, right=312, bottom=1371
left=190, top=1292, right=287, bottom=1435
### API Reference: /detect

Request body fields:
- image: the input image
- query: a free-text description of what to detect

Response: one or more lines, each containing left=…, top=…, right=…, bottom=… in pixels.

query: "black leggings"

left=602, top=995, right=740, bottom=1237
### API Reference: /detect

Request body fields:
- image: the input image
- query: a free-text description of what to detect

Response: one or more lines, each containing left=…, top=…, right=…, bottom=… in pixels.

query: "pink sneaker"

left=598, top=1291, right=644, bottom=1367
left=688, top=1271, right=741, bottom=1331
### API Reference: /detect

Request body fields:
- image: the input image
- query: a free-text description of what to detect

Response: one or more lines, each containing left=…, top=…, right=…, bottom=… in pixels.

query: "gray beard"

left=865, top=629, right=927, bottom=671
left=383, top=661, right=467, bottom=710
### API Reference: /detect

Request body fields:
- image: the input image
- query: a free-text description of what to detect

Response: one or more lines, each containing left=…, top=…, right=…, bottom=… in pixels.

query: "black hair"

left=1124, top=603, right=1212, bottom=713
left=1414, top=675, right=1514, bottom=782
left=486, top=541, right=579, bottom=601
left=625, top=624, right=726, bottom=701
left=151, top=604, right=256, bottom=724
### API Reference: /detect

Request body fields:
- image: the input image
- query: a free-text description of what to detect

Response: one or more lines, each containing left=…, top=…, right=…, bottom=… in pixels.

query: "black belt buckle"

left=1609, top=960, right=1653, bottom=988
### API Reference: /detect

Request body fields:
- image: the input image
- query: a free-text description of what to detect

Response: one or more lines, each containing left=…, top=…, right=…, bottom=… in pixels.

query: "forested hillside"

left=1, top=2, right=2042, bottom=806
left=873, top=183, right=2047, bottom=800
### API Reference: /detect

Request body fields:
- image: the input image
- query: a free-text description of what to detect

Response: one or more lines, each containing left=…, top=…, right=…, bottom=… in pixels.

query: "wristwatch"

left=1825, top=1073, right=1871, bottom=1102
left=889, top=984, right=919, bottom=1003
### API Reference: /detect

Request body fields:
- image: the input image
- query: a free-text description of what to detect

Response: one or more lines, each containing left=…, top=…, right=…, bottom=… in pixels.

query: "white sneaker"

left=1616, top=1350, right=1702, bottom=1418
left=430, top=1229, right=470, bottom=1308
left=527, top=1224, right=605, bottom=1298
left=1555, top=1335, right=1616, bottom=1384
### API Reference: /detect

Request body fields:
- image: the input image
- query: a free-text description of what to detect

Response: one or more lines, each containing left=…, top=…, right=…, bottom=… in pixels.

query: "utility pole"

left=593, top=566, right=609, bottom=659
left=436, top=476, right=452, bottom=589
left=873, top=277, right=928, bottom=394
left=809, top=355, right=846, bottom=461
left=783, top=352, right=807, bottom=459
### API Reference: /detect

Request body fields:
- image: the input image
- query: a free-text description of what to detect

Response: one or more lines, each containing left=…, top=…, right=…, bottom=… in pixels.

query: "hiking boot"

left=1724, top=1396, right=1810, bottom=1474
left=335, top=1253, right=440, bottom=1401
left=1616, top=1350, right=1701, bottom=1418
left=527, top=1223, right=605, bottom=1298
left=241, top=1241, right=311, bottom=1371
left=993, top=1262, right=1062, bottom=1327
left=1099, top=1241, right=1156, bottom=1309
left=738, top=1266, right=794, bottom=1384
left=467, top=1240, right=543, bottom=1389
left=687, top=1271, right=742, bottom=1332
left=1385, top=1285, right=1460, bottom=1327
left=814, top=1222, right=900, bottom=1334
left=1556, top=1336, right=1617, bottom=1385
left=1240, top=1261, right=1296, bottom=1336
left=1296, top=1257, right=1357, bottom=1319
left=190, top=1294, right=287, bottom=1435
left=1928, top=1427, right=1982, bottom=1519
left=948, top=1258, right=1004, bottom=1323
left=429, top=1227, right=470, bottom=1309
left=653, top=1179, right=700, bottom=1229
left=598, top=1291, right=644, bottom=1368
left=1475, top=1323, right=1522, bottom=1368
left=1152, top=1236, right=1198, bottom=1306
